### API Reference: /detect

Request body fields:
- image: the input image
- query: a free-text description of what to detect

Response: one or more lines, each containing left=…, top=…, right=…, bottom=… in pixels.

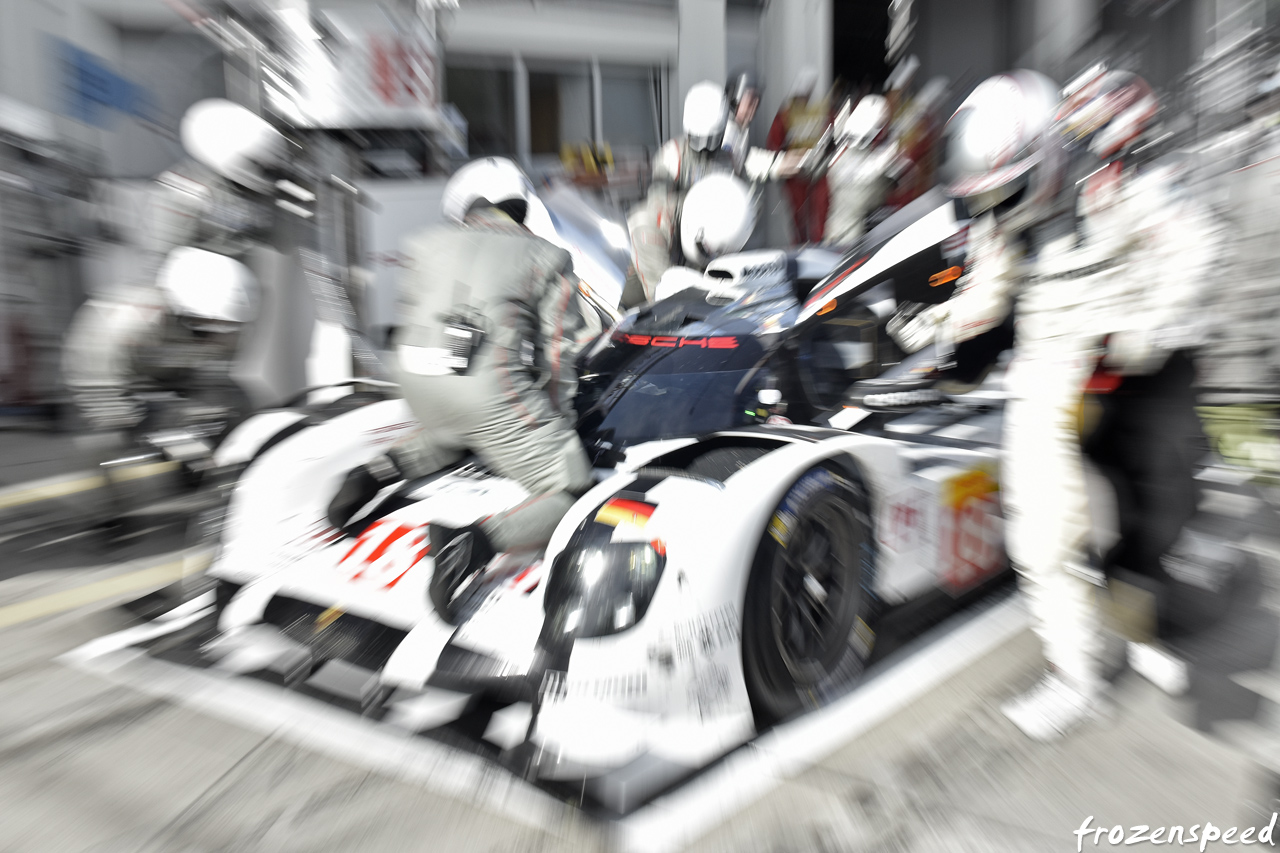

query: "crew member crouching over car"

left=327, top=157, right=601, bottom=622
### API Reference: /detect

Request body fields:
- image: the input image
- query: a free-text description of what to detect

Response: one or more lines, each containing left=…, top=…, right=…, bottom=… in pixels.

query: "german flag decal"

left=594, top=498, right=656, bottom=529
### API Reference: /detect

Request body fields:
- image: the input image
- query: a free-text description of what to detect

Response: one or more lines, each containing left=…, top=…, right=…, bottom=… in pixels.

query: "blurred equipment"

left=0, top=97, right=92, bottom=423
left=723, top=69, right=763, bottom=172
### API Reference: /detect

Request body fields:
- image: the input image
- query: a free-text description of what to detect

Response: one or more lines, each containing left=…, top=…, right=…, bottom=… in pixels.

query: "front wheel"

left=741, top=463, right=877, bottom=729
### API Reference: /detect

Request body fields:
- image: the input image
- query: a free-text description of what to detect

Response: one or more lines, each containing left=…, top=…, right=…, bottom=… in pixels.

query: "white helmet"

left=683, top=82, right=729, bottom=153
left=158, top=247, right=258, bottom=330
left=180, top=99, right=286, bottom=194
left=838, top=95, right=890, bottom=148
left=680, top=174, right=757, bottom=269
left=939, top=70, right=1063, bottom=221
left=441, top=157, right=536, bottom=224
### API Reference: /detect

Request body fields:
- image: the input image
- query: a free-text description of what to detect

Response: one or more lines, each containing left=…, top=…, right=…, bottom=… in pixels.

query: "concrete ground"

left=0, top=455, right=1275, bottom=852
left=0, top=547, right=1273, bottom=853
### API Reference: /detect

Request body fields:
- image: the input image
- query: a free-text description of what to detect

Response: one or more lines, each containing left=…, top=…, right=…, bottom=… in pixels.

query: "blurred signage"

left=55, top=39, right=150, bottom=127
left=264, top=3, right=459, bottom=143
left=369, top=33, right=436, bottom=108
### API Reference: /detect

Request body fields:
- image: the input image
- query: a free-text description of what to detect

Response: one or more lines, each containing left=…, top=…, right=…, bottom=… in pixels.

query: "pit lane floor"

left=0, top=470, right=1276, bottom=852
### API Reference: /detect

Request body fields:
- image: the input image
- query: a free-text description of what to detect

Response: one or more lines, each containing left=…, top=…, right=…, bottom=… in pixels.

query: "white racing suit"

left=626, top=138, right=736, bottom=304
left=892, top=167, right=1218, bottom=695
left=822, top=141, right=900, bottom=247
left=64, top=162, right=260, bottom=433
left=390, top=208, right=602, bottom=553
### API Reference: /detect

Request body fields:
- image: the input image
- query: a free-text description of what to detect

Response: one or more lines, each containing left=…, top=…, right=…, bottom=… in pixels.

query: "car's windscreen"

left=579, top=368, right=761, bottom=459
left=576, top=336, right=768, bottom=462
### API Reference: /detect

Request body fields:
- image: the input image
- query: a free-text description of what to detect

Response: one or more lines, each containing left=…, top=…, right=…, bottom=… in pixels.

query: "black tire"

left=741, top=463, right=877, bottom=729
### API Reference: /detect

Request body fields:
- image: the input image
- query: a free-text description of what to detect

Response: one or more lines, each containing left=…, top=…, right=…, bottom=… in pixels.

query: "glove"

left=326, top=455, right=402, bottom=530
left=888, top=302, right=946, bottom=354
left=743, top=148, right=780, bottom=183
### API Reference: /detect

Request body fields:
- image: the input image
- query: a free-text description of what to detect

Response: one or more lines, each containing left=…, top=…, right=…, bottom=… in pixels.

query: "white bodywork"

left=209, top=388, right=1005, bottom=775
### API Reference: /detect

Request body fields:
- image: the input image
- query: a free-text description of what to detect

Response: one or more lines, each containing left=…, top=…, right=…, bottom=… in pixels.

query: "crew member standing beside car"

left=625, top=82, right=737, bottom=305
left=889, top=68, right=1219, bottom=740
left=326, top=157, right=601, bottom=622
left=821, top=94, right=902, bottom=246
left=62, top=99, right=271, bottom=522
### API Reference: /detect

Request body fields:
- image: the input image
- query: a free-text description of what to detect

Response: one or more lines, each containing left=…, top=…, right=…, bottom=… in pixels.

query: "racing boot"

left=1127, top=642, right=1190, bottom=696
left=1000, top=672, right=1112, bottom=741
left=429, top=524, right=496, bottom=624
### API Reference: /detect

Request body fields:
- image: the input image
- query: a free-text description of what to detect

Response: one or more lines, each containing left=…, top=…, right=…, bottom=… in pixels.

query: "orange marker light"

left=817, top=299, right=838, bottom=316
left=929, top=266, right=963, bottom=287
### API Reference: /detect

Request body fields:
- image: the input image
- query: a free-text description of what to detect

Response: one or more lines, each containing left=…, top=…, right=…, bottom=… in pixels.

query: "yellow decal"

left=768, top=514, right=791, bottom=546
left=943, top=467, right=998, bottom=510
left=314, top=606, right=345, bottom=633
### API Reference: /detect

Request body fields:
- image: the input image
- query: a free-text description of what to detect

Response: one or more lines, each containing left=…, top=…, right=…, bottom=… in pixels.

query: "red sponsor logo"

left=338, top=520, right=430, bottom=590
left=615, top=333, right=738, bottom=349
left=370, top=35, right=437, bottom=108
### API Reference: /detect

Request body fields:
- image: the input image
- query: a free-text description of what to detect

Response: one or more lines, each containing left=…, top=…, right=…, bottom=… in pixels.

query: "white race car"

left=202, top=190, right=1009, bottom=811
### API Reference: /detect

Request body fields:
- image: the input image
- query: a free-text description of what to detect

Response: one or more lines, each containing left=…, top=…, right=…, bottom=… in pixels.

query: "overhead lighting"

left=276, top=198, right=314, bottom=218
left=276, top=179, right=316, bottom=202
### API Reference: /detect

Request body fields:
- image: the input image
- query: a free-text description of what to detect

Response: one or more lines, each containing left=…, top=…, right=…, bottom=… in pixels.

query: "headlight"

left=542, top=542, right=666, bottom=642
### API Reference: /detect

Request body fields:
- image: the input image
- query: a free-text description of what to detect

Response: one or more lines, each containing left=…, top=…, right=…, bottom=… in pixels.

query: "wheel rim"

left=768, top=496, right=860, bottom=684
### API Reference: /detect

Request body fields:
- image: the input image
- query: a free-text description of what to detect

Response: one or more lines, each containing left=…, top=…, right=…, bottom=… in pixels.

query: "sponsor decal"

left=337, top=519, right=430, bottom=589
left=594, top=498, right=656, bottom=530
left=363, top=421, right=420, bottom=446
left=768, top=468, right=840, bottom=547
left=540, top=669, right=649, bottom=704
left=314, top=606, right=345, bottom=633
left=270, top=521, right=344, bottom=572
left=614, top=333, right=739, bottom=349
left=939, top=467, right=1004, bottom=595
left=880, top=488, right=927, bottom=554
left=861, top=389, right=946, bottom=407
left=739, top=257, right=787, bottom=280
left=688, top=662, right=732, bottom=715
left=656, top=604, right=740, bottom=664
